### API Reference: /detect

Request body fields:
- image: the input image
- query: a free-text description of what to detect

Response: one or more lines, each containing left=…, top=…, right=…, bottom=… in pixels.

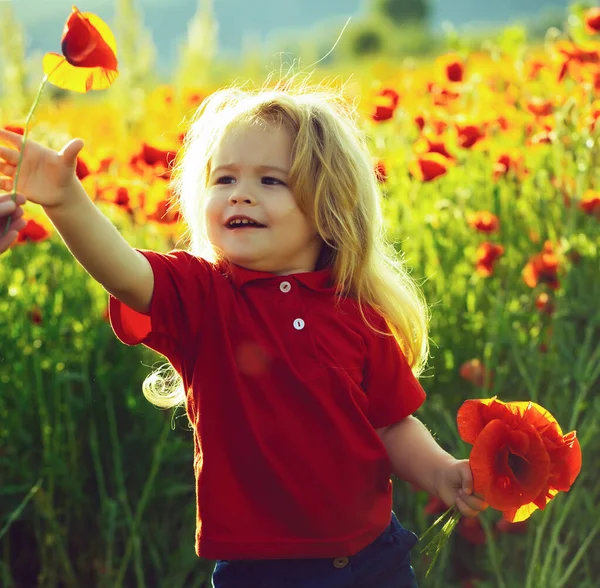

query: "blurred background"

left=1, top=1, right=599, bottom=588
left=5, top=0, right=574, bottom=78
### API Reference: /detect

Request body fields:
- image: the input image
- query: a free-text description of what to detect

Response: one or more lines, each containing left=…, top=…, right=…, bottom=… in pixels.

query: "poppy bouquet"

left=1, top=6, right=118, bottom=235
left=420, top=397, right=582, bottom=575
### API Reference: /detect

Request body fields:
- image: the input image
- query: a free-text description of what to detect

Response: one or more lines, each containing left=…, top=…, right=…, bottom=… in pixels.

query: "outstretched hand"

left=0, top=127, right=84, bottom=209
left=436, top=458, right=488, bottom=518
left=0, top=192, right=27, bottom=253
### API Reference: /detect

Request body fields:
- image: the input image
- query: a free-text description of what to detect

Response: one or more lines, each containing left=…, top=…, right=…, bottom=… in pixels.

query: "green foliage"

left=336, top=16, right=439, bottom=61
left=0, top=1, right=27, bottom=117
left=370, top=0, right=431, bottom=27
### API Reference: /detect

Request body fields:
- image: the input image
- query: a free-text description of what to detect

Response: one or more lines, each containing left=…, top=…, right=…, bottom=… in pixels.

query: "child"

left=0, top=84, right=487, bottom=587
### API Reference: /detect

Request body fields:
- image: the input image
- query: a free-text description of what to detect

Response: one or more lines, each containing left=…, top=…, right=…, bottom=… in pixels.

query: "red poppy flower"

left=523, top=241, right=560, bottom=290
left=457, top=517, right=486, bottom=545
left=30, top=307, right=43, bottom=325
left=140, top=143, right=177, bottom=168
left=528, top=127, right=555, bottom=146
left=456, top=124, right=485, bottom=149
left=42, top=6, right=118, bottom=93
left=113, top=186, right=131, bottom=210
left=457, top=397, right=582, bottom=522
left=493, top=152, right=526, bottom=181
left=525, top=59, right=545, bottom=80
left=147, top=200, right=181, bottom=224
left=414, top=137, right=455, bottom=161
left=555, top=41, right=600, bottom=83
left=584, top=8, right=600, bottom=35
left=526, top=98, right=554, bottom=117
left=459, top=359, right=493, bottom=389
left=437, top=54, right=465, bottom=83
left=475, top=242, right=504, bottom=277
left=555, top=41, right=600, bottom=65
left=75, top=156, right=92, bottom=180
left=371, top=88, right=400, bottom=123
left=467, top=211, right=500, bottom=233
left=17, top=219, right=50, bottom=243
left=409, top=152, right=450, bottom=182
left=580, top=190, right=600, bottom=218
left=429, top=83, right=461, bottom=107
left=374, top=161, right=387, bottom=183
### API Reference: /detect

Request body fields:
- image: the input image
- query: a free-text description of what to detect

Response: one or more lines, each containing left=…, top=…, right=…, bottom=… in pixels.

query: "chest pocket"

left=309, top=308, right=366, bottom=381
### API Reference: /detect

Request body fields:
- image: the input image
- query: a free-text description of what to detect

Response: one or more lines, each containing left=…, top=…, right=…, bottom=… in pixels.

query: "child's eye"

left=262, top=176, right=285, bottom=186
left=215, top=176, right=235, bottom=184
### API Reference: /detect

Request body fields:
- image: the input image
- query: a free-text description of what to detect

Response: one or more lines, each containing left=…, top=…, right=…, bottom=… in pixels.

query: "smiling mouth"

left=226, top=225, right=267, bottom=230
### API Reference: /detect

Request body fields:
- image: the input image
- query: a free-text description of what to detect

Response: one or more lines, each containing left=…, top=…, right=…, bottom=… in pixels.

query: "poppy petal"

left=504, top=501, right=541, bottom=523
left=61, top=9, right=117, bottom=71
left=43, top=53, right=117, bottom=93
left=457, top=397, right=499, bottom=444
left=75, top=12, right=117, bottom=64
left=511, top=401, right=563, bottom=435
left=457, top=399, right=488, bottom=444
left=469, top=419, right=551, bottom=510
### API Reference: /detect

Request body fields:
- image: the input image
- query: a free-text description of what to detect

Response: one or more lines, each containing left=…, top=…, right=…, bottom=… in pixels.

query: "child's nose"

left=228, top=187, right=255, bottom=205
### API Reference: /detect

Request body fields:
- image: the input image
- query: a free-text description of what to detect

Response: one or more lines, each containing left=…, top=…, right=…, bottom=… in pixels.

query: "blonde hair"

left=142, top=81, right=431, bottom=409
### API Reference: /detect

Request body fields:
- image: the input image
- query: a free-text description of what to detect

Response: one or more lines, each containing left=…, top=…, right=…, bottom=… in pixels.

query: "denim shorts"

left=211, top=512, right=419, bottom=588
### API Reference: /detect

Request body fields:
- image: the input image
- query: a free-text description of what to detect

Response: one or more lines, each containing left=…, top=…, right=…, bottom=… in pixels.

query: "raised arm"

left=0, top=128, right=153, bottom=313
left=45, top=178, right=154, bottom=313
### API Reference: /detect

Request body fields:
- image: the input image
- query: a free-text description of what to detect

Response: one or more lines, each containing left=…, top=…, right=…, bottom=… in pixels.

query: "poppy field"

left=0, top=4, right=599, bottom=588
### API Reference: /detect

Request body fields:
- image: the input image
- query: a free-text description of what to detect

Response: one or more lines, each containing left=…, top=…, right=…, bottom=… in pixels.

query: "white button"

left=280, top=281, right=291, bottom=293
left=293, top=318, right=305, bottom=330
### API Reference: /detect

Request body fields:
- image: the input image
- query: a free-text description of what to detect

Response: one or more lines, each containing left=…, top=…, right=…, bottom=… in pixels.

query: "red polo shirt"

left=109, top=249, right=426, bottom=560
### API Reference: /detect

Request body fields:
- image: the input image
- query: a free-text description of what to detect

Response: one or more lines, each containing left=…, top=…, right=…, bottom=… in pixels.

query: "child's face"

left=205, top=122, right=323, bottom=275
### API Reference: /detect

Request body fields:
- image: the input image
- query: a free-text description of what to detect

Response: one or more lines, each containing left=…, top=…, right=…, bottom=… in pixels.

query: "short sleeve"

left=108, top=249, right=214, bottom=365
left=363, top=314, right=426, bottom=428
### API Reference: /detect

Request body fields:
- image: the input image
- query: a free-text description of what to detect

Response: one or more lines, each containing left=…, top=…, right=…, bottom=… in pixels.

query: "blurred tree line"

left=261, top=0, right=570, bottom=69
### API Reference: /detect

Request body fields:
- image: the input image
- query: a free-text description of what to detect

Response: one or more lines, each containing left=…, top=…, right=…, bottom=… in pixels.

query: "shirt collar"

left=218, top=261, right=334, bottom=292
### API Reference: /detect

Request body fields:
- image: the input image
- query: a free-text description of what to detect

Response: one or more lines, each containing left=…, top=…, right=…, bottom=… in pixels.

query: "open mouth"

left=226, top=219, right=267, bottom=229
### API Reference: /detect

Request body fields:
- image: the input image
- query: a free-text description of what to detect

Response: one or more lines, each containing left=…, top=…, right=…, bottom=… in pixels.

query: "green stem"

left=2, top=59, right=64, bottom=236
left=556, top=516, right=600, bottom=588
left=114, top=417, right=172, bottom=588
left=0, top=478, right=42, bottom=541
left=525, top=505, right=554, bottom=588
left=480, top=515, right=507, bottom=588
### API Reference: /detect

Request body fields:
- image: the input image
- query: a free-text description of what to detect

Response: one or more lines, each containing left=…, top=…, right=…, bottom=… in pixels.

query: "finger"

left=0, top=176, right=14, bottom=191
left=0, top=191, right=24, bottom=205
left=0, top=229, right=20, bottom=254
left=0, top=127, right=26, bottom=148
left=11, top=206, right=25, bottom=220
left=3, top=213, right=26, bottom=232
left=0, top=199, right=16, bottom=215
left=60, top=138, right=85, bottom=167
left=0, top=145, right=20, bottom=165
left=458, top=490, right=488, bottom=512
left=459, top=464, right=474, bottom=495
left=455, top=495, right=481, bottom=518
left=0, top=161, right=16, bottom=178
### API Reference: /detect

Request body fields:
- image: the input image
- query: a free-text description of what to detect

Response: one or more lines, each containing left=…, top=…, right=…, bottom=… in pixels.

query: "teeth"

left=229, top=218, right=257, bottom=226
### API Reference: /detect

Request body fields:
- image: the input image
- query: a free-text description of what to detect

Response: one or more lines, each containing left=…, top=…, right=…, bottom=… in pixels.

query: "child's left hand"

left=436, top=458, right=488, bottom=518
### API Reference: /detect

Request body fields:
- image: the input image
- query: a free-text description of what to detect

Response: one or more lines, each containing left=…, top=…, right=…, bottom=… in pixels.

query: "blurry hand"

left=0, top=192, right=26, bottom=253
